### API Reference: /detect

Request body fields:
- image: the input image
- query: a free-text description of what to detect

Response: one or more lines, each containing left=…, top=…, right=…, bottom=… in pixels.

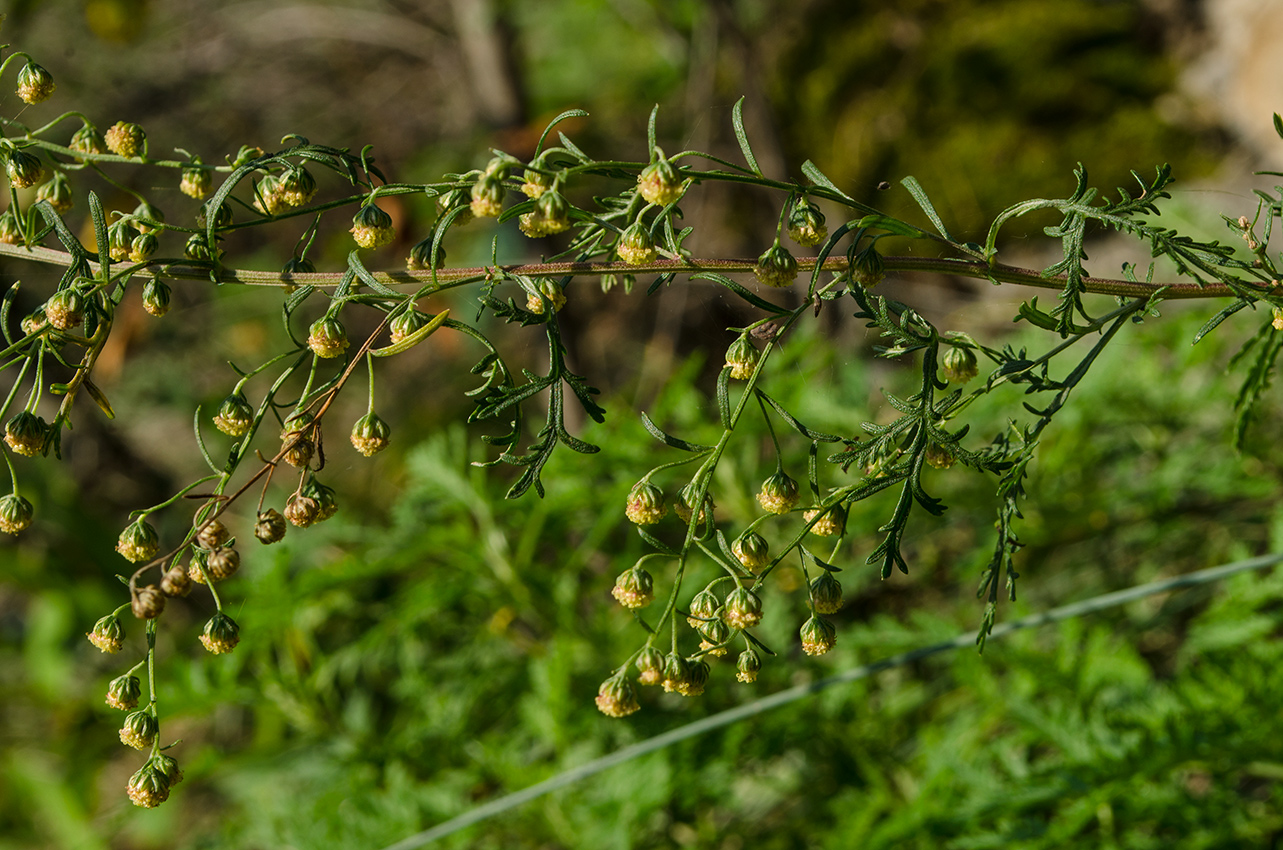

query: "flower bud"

left=35, top=173, right=73, bottom=214
left=757, top=471, right=799, bottom=514
left=128, top=231, right=157, bottom=263
left=197, top=518, right=230, bottom=550
left=925, top=443, right=955, bottom=470
left=119, top=709, right=158, bottom=750
left=470, top=174, right=505, bottom=218
left=754, top=241, right=799, bottom=288
left=284, top=492, right=321, bottom=528
left=115, top=518, right=159, bottom=563
left=677, top=658, right=709, bottom=697
left=197, top=200, right=233, bottom=230
left=674, top=484, right=714, bottom=525
left=184, top=233, right=217, bottom=262
left=16, top=61, right=55, bottom=103
left=141, top=277, right=171, bottom=317
left=521, top=168, right=553, bottom=198
left=625, top=481, right=666, bottom=525
left=131, top=585, right=165, bottom=620
left=941, top=346, right=979, bottom=384
left=186, top=549, right=211, bottom=584
left=635, top=646, right=664, bottom=686
left=0, top=210, right=22, bottom=245
left=281, top=256, right=315, bottom=290
left=230, top=145, right=264, bottom=167
left=20, top=310, right=44, bottom=336
left=389, top=308, right=427, bottom=344
left=611, top=565, right=654, bottom=609
left=519, top=189, right=571, bottom=238
left=281, top=413, right=315, bottom=469
left=637, top=151, right=683, bottom=206
left=307, top=316, right=349, bottom=358
left=69, top=124, right=106, bottom=157
left=526, top=279, right=566, bottom=315
left=722, top=586, right=764, bottom=630
left=46, top=287, right=85, bottom=330
left=661, top=652, right=691, bottom=694
left=160, top=565, right=191, bottom=598
left=0, top=493, right=33, bottom=534
left=803, top=504, right=846, bottom=537
left=206, top=546, right=240, bottom=581
left=253, top=174, right=287, bottom=215
left=350, top=203, right=395, bottom=249
left=594, top=676, right=641, bottom=718
left=724, top=337, right=757, bottom=380
left=809, top=571, right=844, bottom=614
left=787, top=200, right=828, bottom=247
left=686, top=588, right=720, bottom=628
left=106, top=674, right=141, bottom=710
left=436, top=187, right=474, bottom=225
left=850, top=247, right=885, bottom=288
left=800, top=614, right=837, bottom=656
left=278, top=165, right=316, bottom=207
left=255, top=508, right=287, bottom=544
left=5, top=148, right=44, bottom=188
left=179, top=166, right=211, bottom=200
left=199, top=611, right=240, bottom=654
left=616, top=221, right=657, bottom=265
left=305, top=477, right=339, bottom=522
left=732, top=531, right=770, bottom=573
left=87, top=614, right=124, bottom=653
left=699, top=618, right=731, bottom=656
left=213, top=392, right=254, bottom=436
left=132, top=201, right=165, bottom=234
left=106, top=220, right=135, bottom=262
left=126, top=761, right=171, bottom=808
left=5, top=411, right=48, bottom=456
left=154, top=753, right=183, bottom=787
left=350, top=411, right=391, bottom=456
left=104, top=121, right=146, bottom=158
left=736, top=647, right=762, bottom=683
left=405, top=237, right=445, bottom=271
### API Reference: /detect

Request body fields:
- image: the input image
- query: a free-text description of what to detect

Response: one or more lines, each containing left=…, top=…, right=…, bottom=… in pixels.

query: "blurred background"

left=4, top=0, right=1283, bottom=847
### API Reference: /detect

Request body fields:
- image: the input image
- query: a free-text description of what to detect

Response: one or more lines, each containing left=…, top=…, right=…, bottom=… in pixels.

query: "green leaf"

left=731, top=96, right=762, bottom=176
left=856, top=214, right=925, bottom=239
left=640, top=412, right=712, bottom=453
left=716, top=366, right=731, bottom=430
left=535, top=109, right=589, bottom=158
left=900, top=176, right=952, bottom=241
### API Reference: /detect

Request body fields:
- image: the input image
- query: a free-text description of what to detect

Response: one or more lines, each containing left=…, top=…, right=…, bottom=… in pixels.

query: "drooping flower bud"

left=809, top=571, right=844, bottom=614
left=350, top=203, right=395, bottom=249
left=229, top=144, right=264, bottom=168
left=196, top=200, right=232, bottom=229
left=595, top=675, right=641, bottom=718
left=925, top=443, right=956, bottom=469
left=87, top=614, right=124, bottom=653
left=141, top=278, right=171, bottom=317
left=350, top=411, right=391, bottom=456
left=698, top=618, right=731, bottom=656
left=757, top=471, right=799, bottom=515
left=35, top=173, right=73, bottom=214
left=132, top=201, right=165, bottom=234
left=213, top=392, right=254, bottom=436
left=0, top=210, right=22, bottom=245
left=278, top=165, right=317, bottom=207
left=686, top=588, right=720, bottom=628
left=130, top=585, right=165, bottom=620
left=677, top=658, right=709, bottom=697
left=179, top=166, right=211, bottom=200
left=518, top=189, right=572, bottom=238
left=46, top=287, right=84, bottom=330
left=128, top=231, right=157, bottom=263
left=732, top=531, right=770, bottom=573
left=305, top=477, right=338, bottom=521
left=253, top=174, right=287, bottom=215
left=0, top=493, right=33, bottom=534
left=753, top=240, right=799, bottom=288
left=611, top=565, right=654, bottom=609
left=5, top=147, right=45, bottom=188
left=115, top=518, right=159, bottom=563
left=850, top=247, right=885, bottom=288
left=803, top=505, right=845, bottom=537
left=105, top=674, right=141, bottom=711
left=722, top=585, right=764, bottom=630
left=436, top=187, right=474, bottom=225
left=625, top=481, right=667, bottom=525
left=521, top=168, right=553, bottom=198
left=736, top=647, right=762, bottom=683
left=637, top=150, right=684, bottom=206
left=787, top=200, right=828, bottom=247
left=405, top=237, right=445, bottom=271
left=184, top=233, right=216, bottom=262
left=660, top=652, right=691, bottom=694
left=69, top=124, right=106, bottom=158
left=389, top=308, right=427, bottom=344
left=16, top=61, right=55, bottom=104
left=724, top=337, right=758, bottom=380
left=800, top=614, right=837, bottom=656
left=941, top=346, right=979, bottom=384
left=160, top=565, right=191, bottom=598
left=197, top=518, right=230, bottom=550
left=616, top=221, right=657, bottom=265
left=525, top=279, right=566, bottom=315
left=4, top=411, right=48, bottom=456
left=635, top=646, right=664, bottom=686
left=126, top=760, right=171, bottom=808
left=119, top=709, right=158, bottom=750
left=470, top=174, right=505, bottom=218
left=106, top=220, right=134, bottom=262
left=199, top=611, right=240, bottom=654
left=280, top=412, right=315, bottom=469
left=254, top=508, right=287, bottom=544
left=104, top=121, right=146, bottom=158
left=307, top=316, right=349, bottom=358
left=673, top=483, right=714, bottom=525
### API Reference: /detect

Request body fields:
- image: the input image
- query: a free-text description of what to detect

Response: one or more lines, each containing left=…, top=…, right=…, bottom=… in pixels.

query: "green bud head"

left=0, top=493, right=34, bottom=534
left=307, top=316, right=349, bottom=359
left=87, top=614, right=124, bottom=654
left=179, top=166, right=212, bottom=200
left=406, top=237, right=445, bottom=271
left=736, top=647, right=762, bottom=683
left=115, top=517, right=159, bottom=563
left=104, top=121, right=146, bottom=158
left=611, top=565, right=654, bottom=609
left=213, top=392, right=254, bottom=437
left=5, top=147, right=45, bottom=188
left=69, top=124, right=106, bottom=158
left=732, top=531, right=770, bottom=573
left=119, top=709, right=158, bottom=750
left=4, top=411, right=48, bottom=456
left=637, top=151, right=683, bottom=206
left=722, top=585, right=764, bottom=630
left=128, top=231, right=157, bottom=263
left=142, top=277, right=171, bottom=318
left=350, top=411, right=391, bottom=457
left=35, top=173, right=73, bottom=214
left=625, top=480, right=667, bottom=525
left=16, top=61, right=56, bottom=104
left=594, top=675, right=641, bottom=718
left=724, top=336, right=758, bottom=380
left=199, top=611, right=241, bottom=654
left=616, top=221, right=657, bottom=265
left=809, top=571, right=844, bottom=614
left=753, top=240, right=799, bottom=288
left=941, top=346, right=979, bottom=384
left=787, top=200, right=828, bottom=247
left=635, top=646, right=665, bottom=686
left=105, top=674, right=142, bottom=710
left=799, top=614, right=837, bottom=656
left=469, top=174, right=505, bottom=218
left=350, top=203, right=395, bottom=249
left=757, top=471, right=800, bottom=514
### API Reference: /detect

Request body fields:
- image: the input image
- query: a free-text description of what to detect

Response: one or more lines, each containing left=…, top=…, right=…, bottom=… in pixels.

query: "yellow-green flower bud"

left=184, top=233, right=216, bottom=262
left=197, top=200, right=233, bottom=229
left=803, top=505, right=846, bottom=537
left=616, top=221, right=657, bottom=265
left=611, top=564, right=654, bottom=609
left=0, top=493, right=33, bottom=535
left=350, top=411, right=391, bottom=456
left=278, top=165, right=316, bottom=207
left=809, top=571, right=844, bottom=614
left=115, top=518, right=159, bottom=563
left=787, top=200, right=828, bottom=247
left=724, top=336, right=758, bottom=380
left=69, top=124, right=106, bottom=158
left=637, top=150, right=683, bottom=206
left=132, top=201, right=165, bottom=234
left=105, top=674, right=141, bottom=710
left=5, top=148, right=44, bottom=188
left=307, top=316, right=349, bottom=358
left=45, top=287, right=83, bottom=330
left=406, top=238, right=445, bottom=271
left=119, top=709, right=158, bottom=750
left=0, top=210, right=21, bottom=245
left=800, top=614, right=837, bottom=656
left=281, top=412, right=315, bottom=469
left=5, top=411, right=48, bottom=456
left=87, top=614, right=124, bottom=653
left=594, top=676, right=640, bottom=718
left=199, top=611, right=240, bottom=654
left=686, top=588, right=720, bottom=628
left=255, top=508, right=287, bottom=544
left=925, top=443, right=956, bottom=469
left=350, top=203, right=395, bottom=249
left=104, top=121, right=146, bottom=158
left=304, top=477, right=338, bottom=522
left=469, top=174, right=505, bottom=218
left=519, top=189, right=572, bottom=238
left=141, top=278, right=171, bottom=318
left=436, top=187, right=474, bottom=225
left=677, top=658, right=709, bottom=697
left=698, top=618, right=731, bottom=656
left=253, top=174, right=287, bottom=215
left=736, top=647, right=762, bottom=683
left=526, top=279, right=566, bottom=315
left=635, top=646, right=664, bottom=686
left=389, top=308, right=427, bottom=344
left=674, top=483, right=714, bottom=526
left=16, top=61, right=55, bottom=104
left=128, top=231, right=157, bottom=263
left=126, top=761, right=171, bottom=808
left=757, top=471, right=799, bottom=514
left=35, top=173, right=73, bottom=214
left=753, top=240, right=798, bottom=288
left=661, top=652, right=691, bottom=694
left=625, top=481, right=667, bottom=525
left=732, top=531, right=770, bottom=572
left=213, top=392, right=254, bottom=436
left=107, top=220, right=134, bottom=262
left=179, top=166, right=211, bottom=200
left=130, top=585, right=165, bottom=620
left=850, top=247, right=885, bottom=288
left=722, top=585, right=763, bottom=630
left=521, top=168, right=553, bottom=198
left=941, top=346, right=979, bottom=384
left=230, top=145, right=264, bottom=167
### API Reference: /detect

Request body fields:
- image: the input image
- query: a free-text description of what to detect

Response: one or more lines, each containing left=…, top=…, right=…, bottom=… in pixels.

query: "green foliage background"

left=1, top=1, right=1278, bottom=848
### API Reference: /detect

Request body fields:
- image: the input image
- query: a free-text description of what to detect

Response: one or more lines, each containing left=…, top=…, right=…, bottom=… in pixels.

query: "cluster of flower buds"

left=126, top=753, right=183, bottom=808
